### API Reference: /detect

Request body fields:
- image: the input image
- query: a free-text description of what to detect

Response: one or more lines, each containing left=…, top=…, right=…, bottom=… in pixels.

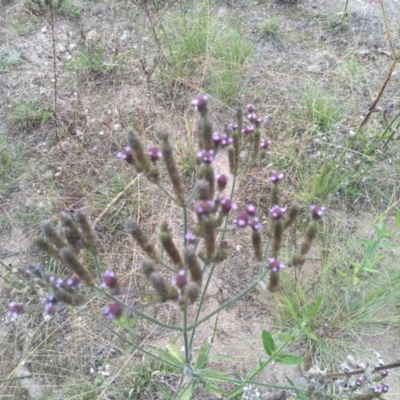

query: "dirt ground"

left=1, top=0, right=400, bottom=399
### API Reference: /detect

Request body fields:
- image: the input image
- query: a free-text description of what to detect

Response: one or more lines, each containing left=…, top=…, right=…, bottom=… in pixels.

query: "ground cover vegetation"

left=1, top=0, right=400, bottom=399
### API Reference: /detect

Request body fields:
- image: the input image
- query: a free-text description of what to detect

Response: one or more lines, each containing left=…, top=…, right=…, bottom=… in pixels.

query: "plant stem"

left=157, top=182, right=180, bottom=205
left=75, top=308, right=179, bottom=368
left=182, top=310, right=190, bottom=363
left=93, top=253, right=102, bottom=283
left=95, top=286, right=183, bottom=331
left=189, top=174, right=238, bottom=347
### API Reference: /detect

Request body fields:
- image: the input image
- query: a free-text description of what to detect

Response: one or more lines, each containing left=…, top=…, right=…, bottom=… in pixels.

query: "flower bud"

left=74, top=209, right=99, bottom=255
left=184, top=247, right=202, bottom=287
left=41, top=221, right=66, bottom=249
left=126, top=128, right=151, bottom=173
left=60, top=247, right=94, bottom=286
left=172, top=270, right=187, bottom=288
left=125, top=218, right=159, bottom=262
left=185, top=281, right=200, bottom=304
left=160, top=223, right=183, bottom=268
left=141, top=260, right=155, bottom=279
left=217, top=174, right=228, bottom=191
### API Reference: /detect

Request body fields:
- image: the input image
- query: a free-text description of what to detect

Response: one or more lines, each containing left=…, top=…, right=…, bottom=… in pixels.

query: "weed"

left=261, top=16, right=279, bottom=37
left=0, top=50, right=21, bottom=72
left=299, top=85, right=342, bottom=133
left=10, top=101, right=52, bottom=130
left=67, top=46, right=117, bottom=81
left=161, top=5, right=254, bottom=102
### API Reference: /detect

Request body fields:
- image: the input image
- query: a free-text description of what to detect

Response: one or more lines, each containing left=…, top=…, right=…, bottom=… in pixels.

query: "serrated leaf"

left=262, top=330, right=275, bottom=356
left=148, top=346, right=182, bottom=370
left=306, top=297, right=322, bottom=321
left=156, top=384, right=174, bottom=399
left=167, top=342, right=185, bottom=363
left=204, top=381, right=224, bottom=398
left=195, top=338, right=211, bottom=369
left=178, top=383, right=196, bottom=400
left=276, top=354, right=303, bottom=365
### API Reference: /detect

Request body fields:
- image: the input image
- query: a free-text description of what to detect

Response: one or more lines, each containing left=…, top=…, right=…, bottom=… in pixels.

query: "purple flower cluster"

left=236, top=204, right=262, bottom=230
left=195, top=200, right=214, bottom=218
left=269, top=170, right=285, bottom=184
left=103, top=302, right=123, bottom=319
left=197, top=149, right=214, bottom=163
left=43, top=294, right=57, bottom=316
left=268, top=258, right=285, bottom=272
left=7, top=302, right=23, bottom=319
left=220, top=198, right=237, bottom=213
left=191, top=94, right=208, bottom=112
left=310, top=205, right=326, bottom=220
left=185, top=231, right=197, bottom=245
left=269, top=205, right=286, bottom=219
left=147, top=146, right=162, bottom=162
left=213, top=132, right=233, bottom=147
left=116, top=146, right=133, bottom=164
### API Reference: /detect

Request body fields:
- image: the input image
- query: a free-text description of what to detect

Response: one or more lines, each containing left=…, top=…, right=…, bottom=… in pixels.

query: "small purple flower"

left=217, top=174, right=229, bottom=191
left=7, top=302, right=23, bottom=318
left=75, top=238, right=85, bottom=251
left=44, top=303, right=56, bottom=316
left=228, top=123, right=238, bottom=131
left=103, top=302, right=124, bottom=319
left=185, top=232, right=197, bottom=245
left=195, top=200, right=214, bottom=217
left=380, top=370, right=390, bottom=378
left=212, top=132, right=222, bottom=145
left=269, top=205, right=286, bottom=219
left=147, top=146, right=162, bottom=161
left=191, top=94, right=208, bottom=112
left=373, top=385, right=382, bottom=394
left=246, top=204, right=257, bottom=216
left=247, top=103, right=255, bottom=113
left=355, top=377, right=363, bottom=387
left=247, top=113, right=261, bottom=126
left=197, top=149, right=214, bottom=163
left=43, top=294, right=57, bottom=305
left=220, top=198, right=237, bottom=212
left=102, top=270, right=118, bottom=289
left=67, top=276, right=81, bottom=288
left=269, top=170, right=285, bottom=183
left=260, top=139, right=272, bottom=149
left=220, top=133, right=233, bottom=147
left=117, top=146, right=133, bottom=164
left=250, top=217, right=262, bottom=230
left=242, top=125, right=255, bottom=135
left=48, top=276, right=64, bottom=287
left=236, top=212, right=250, bottom=227
left=382, top=383, right=389, bottom=393
left=172, top=270, right=187, bottom=288
left=268, top=258, right=284, bottom=272
left=310, top=205, right=326, bottom=220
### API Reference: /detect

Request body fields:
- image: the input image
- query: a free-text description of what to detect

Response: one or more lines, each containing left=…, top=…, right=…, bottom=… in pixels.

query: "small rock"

left=56, top=44, right=66, bottom=53
left=86, top=29, right=100, bottom=44
left=41, top=26, right=47, bottom=33
left=43, top=170, right=54, bottom=180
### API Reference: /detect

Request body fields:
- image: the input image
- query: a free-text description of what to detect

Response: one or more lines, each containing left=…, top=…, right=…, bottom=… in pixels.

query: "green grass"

left=10, top=100, right=53, bottom=130
left=0, top=49, right=21, bottom=72
left=161, top=4, right=254, bottom=103
left=261, top=16, right=279, bottom=37
left=67, top=46, right=118, bottom=81
left=274, top=217, right=400, bottom=368
left=298, top=85, right=342, bottom=134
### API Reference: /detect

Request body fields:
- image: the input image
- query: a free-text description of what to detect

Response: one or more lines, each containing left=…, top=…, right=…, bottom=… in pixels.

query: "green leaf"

left=204, top=381, right=224, bottom=398
left=275, top=354, right=303, bottom=365
left=156, top=384, right=174, bottom=399
left=166, top=342, right=185, bottom=363
left=396, top=211, right=400, bottom=228
left=195, top=338, right=211, bottom=369
left=262, top=330, right=276, bottom=356
left=306, top=296, right=322, bottom=321
left=148, top=346, right=182, bottom=370
left=278, top=334, right=295, bottom=343
left=179, top=383, right=196, bottom=400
